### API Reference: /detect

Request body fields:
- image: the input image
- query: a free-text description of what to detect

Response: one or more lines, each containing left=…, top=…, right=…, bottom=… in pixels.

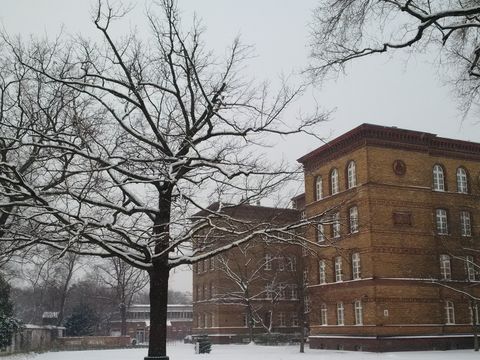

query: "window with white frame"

left=278, top=257, right=285, bottom=271
left=352, top=252, right=361, bottom=280
left=436, top=209, right=448, bottom=235
left=211, top=313, right=215, bottom=328
left=433, top=164, right=445, bottom=191
left=354, top=300, right=363, bottom=325
left=471, top=303, right=480, bottom=325
left=347, top=161, right=357, bottom=189
left=317, top=224, right=325, bottom=242
left=210, top=256, right=215, bottom=270
left=304, top=296, right=311, bottom=313
left=332, top=212, right=341, bottom=238
left=335, top=256, right=343, bottom=282
left=204, top=313, right=208, bottom=328
left=466, top=255, right=476, bottom=281
left=349, top=206, right=359, bottom=233
left=198, top=314, right=202, bottom=328
left=264, top=253, right=272, bottom=270
left=320, top=303, right=328, bottom=325
left=243, top=314, right=248, bottom=327
left=315, top=176, right=323, bottom=201
left=303, top=270, right=309, bottom=286
left=337, top=302, right=345, bottom=325
left=292, top=313, right=299, bottom=327
left=331, top=168, right=339, bottom=195
left=278, top=283, right=286, bottom=299
left=278, top=312, right=286, bottom=327
left=445, top=300, right=455, bottom=324
left=288, top=256, right=296, bottom=271
left=204, top=259, right=209, bottom=272
left=460, top=211, right=472, bottom=237
left=457, top=167, right=468, bottom=193
left=290, top=284, right=298, bottom=300
left=440, top=254, right=451, bottom=280
left=265, top=283, right=273, bottom=299
left=319, top=260, right=326, bottom=284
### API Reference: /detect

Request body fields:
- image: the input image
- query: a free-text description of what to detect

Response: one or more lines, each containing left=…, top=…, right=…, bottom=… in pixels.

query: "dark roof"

left=192, top=202, right=300, bottom=223
left=297, top=123, right=480, bottom=169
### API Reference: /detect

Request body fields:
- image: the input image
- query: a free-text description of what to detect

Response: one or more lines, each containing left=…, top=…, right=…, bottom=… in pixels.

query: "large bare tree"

left=310, top=0, right=480, bottom=114
left=0, top=1, right=323, bottom=358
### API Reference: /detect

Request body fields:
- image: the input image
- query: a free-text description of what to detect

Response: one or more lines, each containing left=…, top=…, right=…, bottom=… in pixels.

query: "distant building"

left=298, top=123, right=480, bottom=351
left=110, top=304, right=192, bottom=343
left=191, top=202, right=304, bottom=343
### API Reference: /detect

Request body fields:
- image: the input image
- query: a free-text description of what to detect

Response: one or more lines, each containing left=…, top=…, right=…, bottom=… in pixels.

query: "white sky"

left=1, top=0, right=478, bottom=292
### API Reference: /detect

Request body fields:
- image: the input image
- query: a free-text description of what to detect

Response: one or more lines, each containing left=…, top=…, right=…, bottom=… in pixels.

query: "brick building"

left=110, top=304, right=192, bottom=343
left=192, top=202, right=304, bottom=343
left=298, top=123, right=480, bottom=351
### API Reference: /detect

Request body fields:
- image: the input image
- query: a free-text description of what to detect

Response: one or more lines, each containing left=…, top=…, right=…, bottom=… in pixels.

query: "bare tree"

left=95, top=258, right=149, bottom=336
left=12, top=249, right=82, bottom=325
left=310, top=0, right=480, bottom=114
left=0, top=1, right=324, bottom=358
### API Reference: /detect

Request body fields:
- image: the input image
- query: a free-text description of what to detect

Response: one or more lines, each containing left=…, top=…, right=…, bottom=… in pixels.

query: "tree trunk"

left=145, top=262, right=170, bottom=360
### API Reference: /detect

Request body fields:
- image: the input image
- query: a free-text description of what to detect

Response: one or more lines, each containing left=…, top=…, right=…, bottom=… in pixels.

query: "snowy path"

left=3, top=343, right=480, bottom=360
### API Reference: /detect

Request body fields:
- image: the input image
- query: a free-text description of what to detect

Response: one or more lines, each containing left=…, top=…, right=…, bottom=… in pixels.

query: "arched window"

left=457, top=167, right=468, bottom=193
left=354, top=300, right=363, bottom=325
left=440, top=254, right=451, bottom=280
left=330, top=168, right=339, bottom=195
left=445, top=301, right=455, bottom=324
left=320, top=303, right=328, bottom=325
left=347, top=161, right=357, bottom=189
left=433, top=164, right=445, bottom=191
left=315, top=176, right=323, bottom=201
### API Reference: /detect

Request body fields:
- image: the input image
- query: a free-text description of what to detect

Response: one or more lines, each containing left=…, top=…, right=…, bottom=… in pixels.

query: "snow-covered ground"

left=3, top=343, right=480, bottom=360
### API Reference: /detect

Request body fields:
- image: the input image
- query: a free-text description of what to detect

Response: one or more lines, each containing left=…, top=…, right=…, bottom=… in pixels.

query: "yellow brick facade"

left=299, top=124, right=480, bottom=351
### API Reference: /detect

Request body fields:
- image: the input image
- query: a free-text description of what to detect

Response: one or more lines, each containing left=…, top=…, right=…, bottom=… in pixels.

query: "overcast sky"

left=2, top=0, right=478, bottom=292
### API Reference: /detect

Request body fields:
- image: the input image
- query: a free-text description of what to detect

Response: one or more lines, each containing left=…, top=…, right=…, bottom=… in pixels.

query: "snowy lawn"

left=3, top=343, right=480, bottom=360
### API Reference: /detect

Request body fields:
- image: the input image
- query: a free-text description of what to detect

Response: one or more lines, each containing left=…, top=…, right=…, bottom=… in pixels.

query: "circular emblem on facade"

left=393, top=160, right=406, bottom=176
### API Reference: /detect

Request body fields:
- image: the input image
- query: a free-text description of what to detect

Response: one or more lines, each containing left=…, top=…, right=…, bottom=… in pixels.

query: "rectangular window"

left=335, top=256, right=343, bottom=282
left=291, top=313, right=299, bottom=327
left=304, top=296, right=310, bottom=313
left=436, top=209, right=448, bottom=235
left=278, top=283, right=286, bottom=299
left=287, top=256, right=296, bottom=271
left=278, top=257, right=285, bottom=271
left=332, top=212, right=340, bottom=238
left=290, top=284, right=298, bottom=300
left=319, top=260, right=326, bottom=284
left=210, top=256, right=215, bottom=270
left=337, top=302, right=344, bottom=325
left=317, top=224, right=325, bottom=242
left=467, top=255, right=476, bottom=281
left=278, top=312, right=286, bottom=327
left=352, top=253, right=361, bottom=280
left=320, top=304, right=328, bottom=325
left=303, top=270, right=309, bottom=286
left=460, top=211, right=472, bottom=237
left=265, top=283, right=273, bottom=299
left=440, top=254, right=451, bottom=280
left=264, top=253, right=272, bottom=270
left=354, top=300, right=363, bottom=325
left=349, top=206, right=359, bottom=233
